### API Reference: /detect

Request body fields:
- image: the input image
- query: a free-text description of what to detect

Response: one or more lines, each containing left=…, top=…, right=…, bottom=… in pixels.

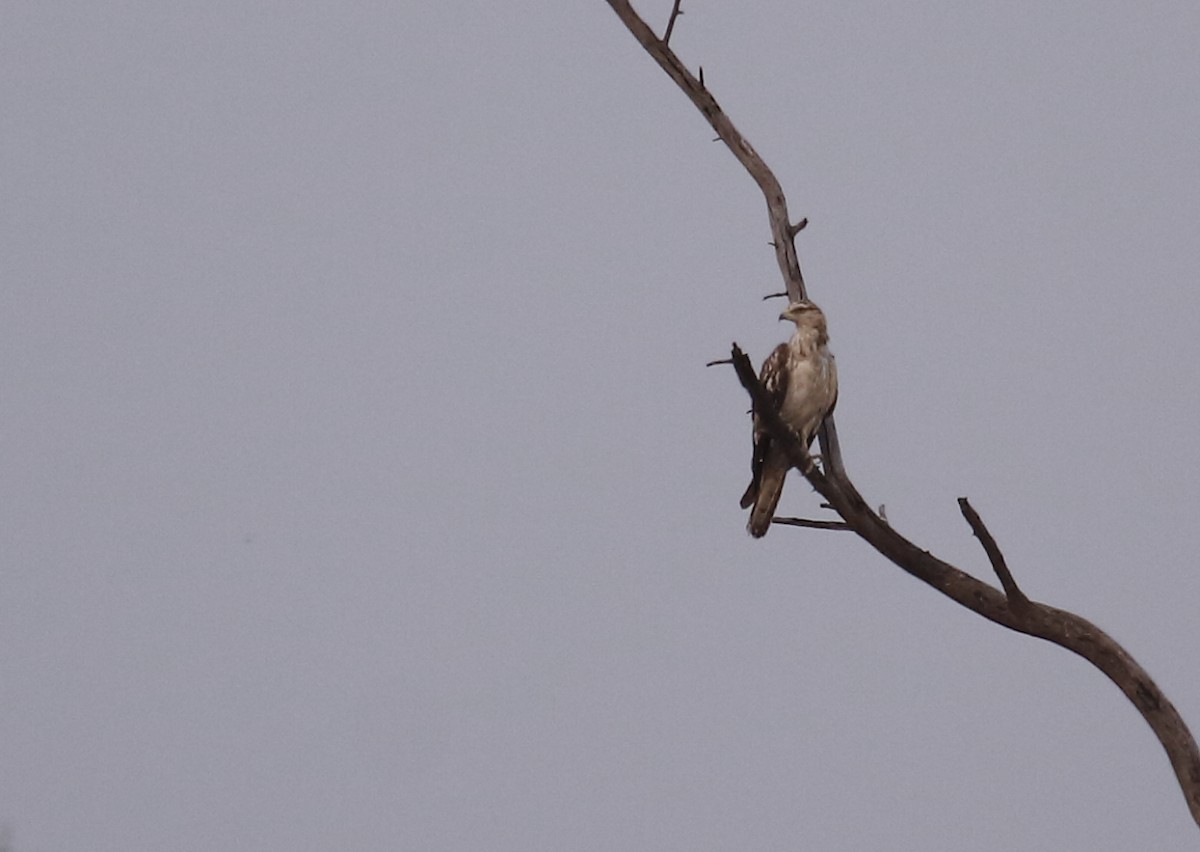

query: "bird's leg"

left=795, top=429, right=817, bottom=473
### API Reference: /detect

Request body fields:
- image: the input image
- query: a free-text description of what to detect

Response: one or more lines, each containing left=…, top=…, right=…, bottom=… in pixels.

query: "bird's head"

left=779, top=299, right=826, bottom=328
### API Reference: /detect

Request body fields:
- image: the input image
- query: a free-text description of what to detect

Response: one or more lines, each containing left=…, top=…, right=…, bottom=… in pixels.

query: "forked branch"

left=606, top=0, right=1200, bottom=829
left=958, top=496, right=1030, bottom=610
left=726, top=345, right=1200, bottom=826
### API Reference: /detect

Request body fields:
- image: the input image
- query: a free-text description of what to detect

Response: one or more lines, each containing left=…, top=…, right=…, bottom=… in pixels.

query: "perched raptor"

left=740, top=299, right=838, bottom=537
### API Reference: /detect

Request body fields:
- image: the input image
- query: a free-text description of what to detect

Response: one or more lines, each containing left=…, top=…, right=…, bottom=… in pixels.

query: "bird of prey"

left=740, top=299, right=838, bottom=537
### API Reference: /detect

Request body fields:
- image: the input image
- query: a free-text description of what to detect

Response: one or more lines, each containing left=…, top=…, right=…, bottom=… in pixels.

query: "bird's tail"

left=747, top=461, right=786, bottom=538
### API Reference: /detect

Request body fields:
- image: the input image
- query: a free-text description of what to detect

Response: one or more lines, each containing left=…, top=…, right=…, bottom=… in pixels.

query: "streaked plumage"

left=740, top=299, right=838, bottom=537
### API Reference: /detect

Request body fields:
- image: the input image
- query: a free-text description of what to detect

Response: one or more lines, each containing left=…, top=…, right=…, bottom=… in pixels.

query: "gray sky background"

left=3, top=2, right=1200, bottom=850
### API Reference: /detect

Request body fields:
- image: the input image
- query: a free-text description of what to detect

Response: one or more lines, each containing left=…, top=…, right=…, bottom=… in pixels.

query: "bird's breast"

left=780, top=348, right=837, bottom=428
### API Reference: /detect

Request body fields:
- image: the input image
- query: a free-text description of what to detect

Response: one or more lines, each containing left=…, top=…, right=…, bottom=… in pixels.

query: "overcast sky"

left=4, top=2, right=1200, bottom=850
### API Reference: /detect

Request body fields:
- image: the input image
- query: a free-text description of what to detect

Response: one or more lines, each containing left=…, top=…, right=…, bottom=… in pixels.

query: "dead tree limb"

left=662, top=0, right=684, bottom=46
left=957, top=496, right=1031, bottom=610
left=604, top=0, right=1200, bottom=829
left=605, top=0, right=806, bottom=304
left=728, top=345, right=1200, bottom=827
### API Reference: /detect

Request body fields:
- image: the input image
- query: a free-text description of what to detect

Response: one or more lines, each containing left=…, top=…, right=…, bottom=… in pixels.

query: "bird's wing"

left=740, top=343, right=791, bottom=512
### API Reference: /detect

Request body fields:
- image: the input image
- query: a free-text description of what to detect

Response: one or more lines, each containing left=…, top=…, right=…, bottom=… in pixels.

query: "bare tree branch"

left=957, top=497, right=1030, bottom=609
left=662, top=0, right=684, bottom=46
left=604, top=0, right=806, bottom=303
left=602, top=0, right=1200, bottom=828
left=728, top=342, right=1200, bottom=827
left=773, top=516, right=852, bottom=531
